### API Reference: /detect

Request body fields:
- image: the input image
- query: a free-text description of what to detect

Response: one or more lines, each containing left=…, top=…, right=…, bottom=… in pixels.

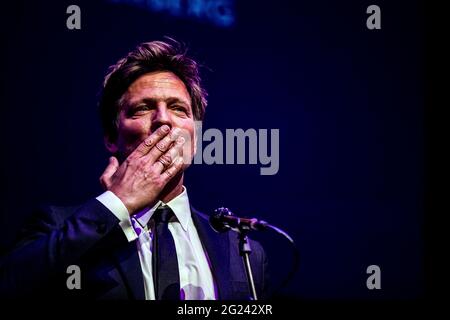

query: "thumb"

left=99, top=156, right=119, bottom=190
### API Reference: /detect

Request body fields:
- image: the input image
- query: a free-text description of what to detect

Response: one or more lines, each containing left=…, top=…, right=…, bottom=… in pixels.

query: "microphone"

left=209, top=206, right=300, bottom=299
left=209, top=207, right=269, bottom=233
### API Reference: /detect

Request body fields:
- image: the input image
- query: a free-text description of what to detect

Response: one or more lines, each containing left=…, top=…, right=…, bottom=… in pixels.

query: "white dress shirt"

left=96, top=186, right=217, bottom=300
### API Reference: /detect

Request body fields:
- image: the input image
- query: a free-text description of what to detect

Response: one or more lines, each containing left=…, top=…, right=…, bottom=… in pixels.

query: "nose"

left=151, top=103, right=172, bottom=132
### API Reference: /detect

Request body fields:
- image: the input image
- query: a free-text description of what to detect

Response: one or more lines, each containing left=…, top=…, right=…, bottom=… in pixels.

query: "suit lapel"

left=100, top=208, right=233, bottom=300
left=190, top=207, right=232, bottom=300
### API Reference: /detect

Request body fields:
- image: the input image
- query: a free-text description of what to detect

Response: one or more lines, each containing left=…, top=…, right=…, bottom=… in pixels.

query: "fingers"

left=99, top=156, right=119, bottom=190
left=129, top=125, right=171, bottom=159
left=145, top=127, right=183, bottom=164
left=152, top=136, right=185, bottom=173
left=161, top=157, right=185, bottom=181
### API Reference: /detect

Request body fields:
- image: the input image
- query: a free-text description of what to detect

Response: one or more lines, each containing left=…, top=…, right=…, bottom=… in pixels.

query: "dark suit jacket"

left=0, top=198, right=269, bottom=300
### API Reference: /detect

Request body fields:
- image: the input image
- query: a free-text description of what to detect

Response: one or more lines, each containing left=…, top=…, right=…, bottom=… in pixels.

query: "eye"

left=136, top=105, right=150, bottom=111
left=129, top=105, right=150, bottom=116
left=172, top=105, right=188, bottom=114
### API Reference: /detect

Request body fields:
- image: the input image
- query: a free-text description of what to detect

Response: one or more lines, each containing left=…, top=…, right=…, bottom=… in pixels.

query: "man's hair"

left=99, top=39, right=207, bottom=141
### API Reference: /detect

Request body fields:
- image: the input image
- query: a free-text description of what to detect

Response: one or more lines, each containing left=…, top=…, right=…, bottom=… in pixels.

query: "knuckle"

left=176, top=158, right=184, bottom=168
left=164, top=169, right=173, bottom=179
left=156, top=141, right=166, bottom=151
left=151, top=161, right=162, bottom=171
left=160, top=153, right=172, bottom=165
left=144, top=137, right=154, bottom=147
left=136, top=157, right=148, bottom=168
left=176, top=136, right=185, bottom=144
left=143, top=169, right=154, bottom=180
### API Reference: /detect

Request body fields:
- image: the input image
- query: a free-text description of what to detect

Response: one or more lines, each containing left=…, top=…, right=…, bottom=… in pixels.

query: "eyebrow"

left=128, top=97, right=191, bottom=108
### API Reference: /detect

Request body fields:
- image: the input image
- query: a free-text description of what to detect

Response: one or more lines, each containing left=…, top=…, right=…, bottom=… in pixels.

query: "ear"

left=104, top=135, right=118, bottom=154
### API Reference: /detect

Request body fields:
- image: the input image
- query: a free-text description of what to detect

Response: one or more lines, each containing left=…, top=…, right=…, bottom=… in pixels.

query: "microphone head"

left=209, top=207, right=233, bottom=233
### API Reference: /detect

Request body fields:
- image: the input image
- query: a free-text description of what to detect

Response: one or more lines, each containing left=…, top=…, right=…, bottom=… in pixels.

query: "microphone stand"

left=237, top=226, right=258, bottom=300
left=210, top=207, right=299, bottom=300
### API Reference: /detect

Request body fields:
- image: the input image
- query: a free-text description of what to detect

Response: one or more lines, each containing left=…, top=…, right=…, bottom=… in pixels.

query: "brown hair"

left=99, top=38, right=207, bottom=141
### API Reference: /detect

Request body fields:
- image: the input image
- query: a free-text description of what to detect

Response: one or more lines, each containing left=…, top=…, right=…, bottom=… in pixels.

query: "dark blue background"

left=0, top=0, right=425, bottom=299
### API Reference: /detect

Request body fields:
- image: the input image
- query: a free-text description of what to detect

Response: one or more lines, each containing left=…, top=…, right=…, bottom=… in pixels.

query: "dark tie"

left=151, top=206, right=180, bottom=300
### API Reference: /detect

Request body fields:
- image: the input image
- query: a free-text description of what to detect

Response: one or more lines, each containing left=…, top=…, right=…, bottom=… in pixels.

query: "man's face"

left=106, top=71, right=196, bottom=166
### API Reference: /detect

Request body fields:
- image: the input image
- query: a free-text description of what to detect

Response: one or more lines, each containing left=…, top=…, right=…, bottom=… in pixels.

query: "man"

left=0, top=39, right=269, bottom=300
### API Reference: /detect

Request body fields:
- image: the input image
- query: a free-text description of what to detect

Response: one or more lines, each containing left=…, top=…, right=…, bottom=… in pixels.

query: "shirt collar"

left=134, top=186, right=191, bottom=232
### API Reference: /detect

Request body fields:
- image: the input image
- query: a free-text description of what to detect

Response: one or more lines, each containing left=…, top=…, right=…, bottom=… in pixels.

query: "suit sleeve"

left=0, top=198, right=120, bottom=298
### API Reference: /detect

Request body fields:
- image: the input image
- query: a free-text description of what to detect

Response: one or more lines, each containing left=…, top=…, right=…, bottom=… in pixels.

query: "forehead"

left=123, top=71, right=191, bottom=105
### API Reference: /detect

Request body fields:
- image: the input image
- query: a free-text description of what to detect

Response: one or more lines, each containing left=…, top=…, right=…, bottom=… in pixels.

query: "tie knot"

left=153, top=206, right=174, bottom=224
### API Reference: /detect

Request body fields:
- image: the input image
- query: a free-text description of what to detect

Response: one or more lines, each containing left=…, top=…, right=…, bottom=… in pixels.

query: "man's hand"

left=99, top=125, right=185, bottom=215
